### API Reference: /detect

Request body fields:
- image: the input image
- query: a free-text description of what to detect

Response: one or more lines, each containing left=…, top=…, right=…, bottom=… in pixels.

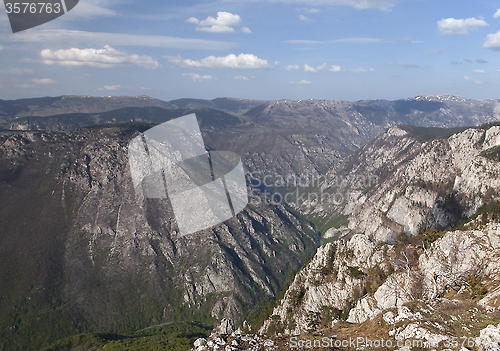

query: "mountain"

left=300, top=123, right=500, bottom=242
left=0, top=96, right=173, bottom=124
left=2, top=95, right=500, bottom=350
left=259, top=124, right=500, bottom=342
left=168, top=97, right=266, bottom=115
left=0, top=96, right=264, bottom=125
left=0, top=123, right=319, bottom=351
left=4, top=95, right=500, bottom=191
left=3, top=107, right=243, bottom=131
left=245, top=95, right=500, bottom=132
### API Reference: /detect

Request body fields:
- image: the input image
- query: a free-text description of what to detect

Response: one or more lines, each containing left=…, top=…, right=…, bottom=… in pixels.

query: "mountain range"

left=1, top=94, right=499, bottom=351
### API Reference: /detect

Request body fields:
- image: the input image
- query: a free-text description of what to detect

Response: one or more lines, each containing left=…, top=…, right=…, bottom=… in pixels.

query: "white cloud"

left=140, top=87, right=151, bottom=90
left=64, top=0, right=116, bottom=19
left=199, top=12, right=241, bottom=27
left=285, top=64, right=300, bottom=70
left=298, top=80, right=312, bottom=84
left=329, top=65, right=342, bottom=72
left=494, top=9, right=500, bottom=18
left=0, top=45, right=4, bottom=51
left=167, top=53, right=271, bottom=69
left=186, top=17, right=200, bottom=24
left=353, top=67, right=375, bottom=73
left=99, top=85, right=127, bottom=91
left=473, top=69, right=486, bottom=73
left=464, top=76, right=482, bottom=84
left=40, top=45, right=159, bottom=69
left=198, top=25, right=234, bottom=33
left=182, top=73, right=214, bottom=82
left=387, top=62, right=421, bottom=68
left=10, top=30, right=236, bottom=51
left=241, top=27, right=252, bottom=33
left=306, top=8, right=320, bottom=13
left=437, top=17, right=489, bottom=35
left=1, top=68, right=33, bottom=75
left=32, top=78, right=56, bottom=84
left=304, top=63, right=327, bottom=72
left=483, top=31, right=500, bottom=50
left=188, top=12, right=246, bottom=33
left=299, top=15, right=313, bottom=22
left=234, top=75, right=250, bottom=80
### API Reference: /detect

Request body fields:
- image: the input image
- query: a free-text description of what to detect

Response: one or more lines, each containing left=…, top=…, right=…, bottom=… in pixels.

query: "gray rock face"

left=0, top=125, right=319, bottom=345
left=214, top=318, right=235, bottom=335
left=261, top=124, right=500, bottom=334
left=302, top=124, right=500, bottom=243
left=260, top=234, right=385, bottom=334
left=477, top=324, right=500, bottom=351
left=263, top=220, right=500, bottom=334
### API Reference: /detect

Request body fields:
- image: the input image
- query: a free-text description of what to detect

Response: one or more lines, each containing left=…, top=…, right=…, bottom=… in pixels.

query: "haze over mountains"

left=1, top=94, right=500, bottom=351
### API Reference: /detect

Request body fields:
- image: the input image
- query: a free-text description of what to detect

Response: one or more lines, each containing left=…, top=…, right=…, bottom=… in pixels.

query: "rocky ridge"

left=255, top=124, right=500, bottom=350
left=301, top=124, right=500, bottom=243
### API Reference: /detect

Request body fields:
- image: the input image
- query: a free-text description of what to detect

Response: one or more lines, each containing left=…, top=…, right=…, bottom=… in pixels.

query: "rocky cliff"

left=0, top=124, right=319, bottom=351
left=301, top=123, right=500, bottom=243
left=261, top=124, right=500, bottom=341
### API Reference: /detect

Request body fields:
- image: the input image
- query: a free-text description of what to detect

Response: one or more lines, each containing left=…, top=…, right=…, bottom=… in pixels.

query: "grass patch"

left=309, top=214, right=349, bottom=237
left=480, top=145, right=500, bottom=162
left=41, top=322, right=212, bottom=351
left=347, top=266, right=365, bottom=279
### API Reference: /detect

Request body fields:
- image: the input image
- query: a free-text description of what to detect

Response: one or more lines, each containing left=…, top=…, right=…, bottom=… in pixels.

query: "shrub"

left=289, top=287, right=306, bottom=309
left=305, top=311, right=321, bottom=333
left=467, top=274, right=488, bottom=299
left=347, top=266, right=365, bottom=279
left=365, top=265, right=386, bottom=294
left=339, top=300, right=354, bottom=321
left=267, top=315, right=283, bottom=335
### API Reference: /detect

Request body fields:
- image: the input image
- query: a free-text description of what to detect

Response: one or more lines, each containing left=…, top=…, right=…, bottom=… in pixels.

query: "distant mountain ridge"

left=1, top=94, right=499, bottom=129
left=0, top=96, right=265, bottom=125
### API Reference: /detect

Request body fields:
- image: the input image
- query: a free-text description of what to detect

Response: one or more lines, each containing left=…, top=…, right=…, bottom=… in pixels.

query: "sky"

left=0, top=0, right=500, bottom=102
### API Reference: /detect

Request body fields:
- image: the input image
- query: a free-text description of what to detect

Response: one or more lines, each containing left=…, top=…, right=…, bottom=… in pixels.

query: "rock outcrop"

left=302, top=124, right=500, bottom=243
left=262, top=124, right=500, bottom=335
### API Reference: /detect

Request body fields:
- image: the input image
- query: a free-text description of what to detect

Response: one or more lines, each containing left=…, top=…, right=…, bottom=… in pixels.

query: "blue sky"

left=1, top=0, right=500, bottom=101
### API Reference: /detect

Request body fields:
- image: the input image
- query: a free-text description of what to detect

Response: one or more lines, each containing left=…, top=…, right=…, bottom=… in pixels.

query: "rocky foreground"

left=192, top=314, right=500, bottom=350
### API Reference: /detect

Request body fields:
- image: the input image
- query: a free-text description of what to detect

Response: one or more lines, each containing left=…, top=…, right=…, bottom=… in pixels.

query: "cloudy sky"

left=1, top=0, right=500, bottom=101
